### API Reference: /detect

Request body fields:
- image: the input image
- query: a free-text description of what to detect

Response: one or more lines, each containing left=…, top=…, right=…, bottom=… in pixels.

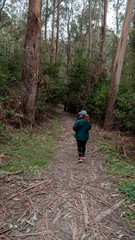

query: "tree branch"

left=0, top=0, right=7, bottom=21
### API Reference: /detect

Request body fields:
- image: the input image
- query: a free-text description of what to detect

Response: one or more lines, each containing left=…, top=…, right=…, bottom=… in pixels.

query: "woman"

left=73, top=112, right=91, bottom=162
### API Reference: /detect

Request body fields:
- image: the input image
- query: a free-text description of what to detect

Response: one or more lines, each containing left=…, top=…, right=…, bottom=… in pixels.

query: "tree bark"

left=0, top=0, right=6, bottom=21
left=116, top=0, right=120, bottom=39
left=88, top=0, right=92, bottom=59
left=21, top=0, right=41, bottom=125
left=86, top=0, right=92, bottom=95
left=104, top=0, right=134, bottom=131
left=50, top=0, right=56, bottom=62
left=79, top=0, right=85, bottom=47
left=44, top=0, right=48, bottom=52
left=111, top=0, right=119, bottom=73
left=66, top=1, right=73, bottom=75
left=55, top=0, right=60, bottom=61
left=99, top=0, right=108, bottom=76
left=67, top=12, right=71, bottom=74
left=133, top=4, right=135, bottom=28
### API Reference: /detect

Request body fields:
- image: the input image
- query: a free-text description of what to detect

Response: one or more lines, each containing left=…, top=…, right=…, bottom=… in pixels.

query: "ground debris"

left=0, top=105, right=134, bottom=240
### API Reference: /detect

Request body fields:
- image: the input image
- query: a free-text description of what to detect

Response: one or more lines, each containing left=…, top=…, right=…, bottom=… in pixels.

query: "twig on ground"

left=95, top=200, right=125, bottom=222
left=0, top=235, right=15, bottom=240
left=99, top=229, right=108, bottom=240
left=8, top=178, right=50, bottom=200
left=99, top=193, right=112, bottom=207
left=53, top=209, right=62, bottom=224
left=122, top=146, right=128, bottom=157
left=81, top=194, right=89, bottom=228
left=0, top=170, right=24, bottom=179
left=12, top=231, right=58, bottom=238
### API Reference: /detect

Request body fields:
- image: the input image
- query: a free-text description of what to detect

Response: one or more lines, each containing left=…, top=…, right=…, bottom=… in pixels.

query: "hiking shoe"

left=82, top=156, right=85, bottom=160
left=79, top=157, right=82, bottom=163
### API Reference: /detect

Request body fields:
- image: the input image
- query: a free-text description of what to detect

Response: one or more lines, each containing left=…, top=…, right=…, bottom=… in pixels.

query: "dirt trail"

left=0, top=105, right=134, bottom=240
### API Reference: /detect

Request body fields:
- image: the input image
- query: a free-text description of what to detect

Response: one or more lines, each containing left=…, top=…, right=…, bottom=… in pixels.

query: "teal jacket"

left=73, top=117, right=91, bottom=141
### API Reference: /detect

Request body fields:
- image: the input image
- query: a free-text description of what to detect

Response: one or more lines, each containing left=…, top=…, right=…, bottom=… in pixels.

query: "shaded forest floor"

left=0, top=105, right=135, bottom=240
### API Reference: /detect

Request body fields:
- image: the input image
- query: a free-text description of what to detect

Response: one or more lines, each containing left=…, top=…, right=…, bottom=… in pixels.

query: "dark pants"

left=77, top=140, right=87, bottom=157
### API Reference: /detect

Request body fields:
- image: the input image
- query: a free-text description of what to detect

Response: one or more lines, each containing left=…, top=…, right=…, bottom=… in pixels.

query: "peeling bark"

left=21, top=0, right=41, bottom=125
left=50, top=0, right=56, bottom=62
left=104, top=0, right=134, bottom=130
left=99, top=0, right=108, bottom=76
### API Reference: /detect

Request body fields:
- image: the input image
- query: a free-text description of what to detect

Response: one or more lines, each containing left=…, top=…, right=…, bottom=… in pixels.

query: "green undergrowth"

left=0, top=114, right=60, bottom=179
left=96, top=140, right=135, bottom=224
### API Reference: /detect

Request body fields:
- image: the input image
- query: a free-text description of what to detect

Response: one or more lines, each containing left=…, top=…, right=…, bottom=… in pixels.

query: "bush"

left=115, top=52, right=135, bottom=132
left=115, top=89, right=135, bottom=132
left=86, top=77, right=110, bottom=123
left=65, top=48, right=90, bottom=113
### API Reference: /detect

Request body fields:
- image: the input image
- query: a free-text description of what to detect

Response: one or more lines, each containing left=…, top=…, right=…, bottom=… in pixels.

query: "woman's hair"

left=84, top=114, right=89, bottom=123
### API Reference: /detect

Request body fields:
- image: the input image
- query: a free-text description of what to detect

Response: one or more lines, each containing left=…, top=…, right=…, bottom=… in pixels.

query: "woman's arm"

left=73, top=120, right=80, bottom=131
left=89, top=120, right=92, bottom=130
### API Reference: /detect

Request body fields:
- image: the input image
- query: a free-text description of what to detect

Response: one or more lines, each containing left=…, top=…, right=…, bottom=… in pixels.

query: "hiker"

left=73, top=110, right=91, bottom=162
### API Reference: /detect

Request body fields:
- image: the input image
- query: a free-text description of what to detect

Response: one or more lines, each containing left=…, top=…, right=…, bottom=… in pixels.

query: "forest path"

left=0, top=105, right=134, bottom=240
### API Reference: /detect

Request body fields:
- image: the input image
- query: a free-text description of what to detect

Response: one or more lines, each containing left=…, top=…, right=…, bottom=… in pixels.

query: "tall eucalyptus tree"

left=55, top=0, right=60, bottom=61
left=44, top=0, right=48, bottom=52
left=88, top=0, right=92, bottom=59
left=104, top=0, right=135, bottom=130
left=86, top=0, right=92, bottom=95
left=99, top=0, right=108, bottom=76
left=50, top=0, right=56, bottom=62
left=66, top=0, right=73, bottom=74
left=21, top=0, right=42, bottom=125
left=0, top=0, right=6, bottom=20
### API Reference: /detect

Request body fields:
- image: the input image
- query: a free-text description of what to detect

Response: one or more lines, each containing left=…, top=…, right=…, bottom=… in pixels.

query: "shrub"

left=86, top=77, right=110, bottom=123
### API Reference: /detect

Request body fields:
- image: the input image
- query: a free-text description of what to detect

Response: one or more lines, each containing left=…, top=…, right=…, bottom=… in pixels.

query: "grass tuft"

left=91, top=125, right=135, bottom=225
left=0, top=115, right=60, bottom=178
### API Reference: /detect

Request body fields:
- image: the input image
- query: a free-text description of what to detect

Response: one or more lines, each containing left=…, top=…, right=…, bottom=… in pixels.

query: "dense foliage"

left=0, top=0, right=135, bottom=132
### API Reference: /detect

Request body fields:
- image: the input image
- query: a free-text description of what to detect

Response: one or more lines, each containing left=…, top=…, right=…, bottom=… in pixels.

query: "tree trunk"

left=50, top=0, right=56, bottom=62
left=116, top=0, right=119, bottom=39
left=114, top=0, right=120, bottom=57
left=86, top=0, right=92, bottom=95
left=21, top=0, right=41, bottom=125
left=79, top=0, right=85, bottom=47
left=104, top=0, right=134, bottom=131
left=133, top=4, right=135, bottom=28
left=99, top=0, right=108, bottom=76
left=67, top=13, right=71, bottom=75
left=55, top=0, right=60, bottom=61
left=45, top=0, right=48, bottom=52
left=66, top=0, right=73, bottom=75
left=111, top=0, right=119, bottom=73
left=88, top=0, right=92, bottom=59
left=0, top=0, right=6, bottom=21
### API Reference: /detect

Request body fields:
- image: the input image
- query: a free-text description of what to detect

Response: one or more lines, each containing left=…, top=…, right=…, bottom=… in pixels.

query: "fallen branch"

left=81, top=194, right=89, bottom=228
left=7, top=170, right=24, bottom=176
left=0, top=227, right=10, bottom=235
left=122, top=146, right=128, bottom=157
left=53, top=190, right=83, bottom=213
left=99, top=229, right=108, bottom=240
left=99, top=193, right=112, bottom=207
left=95, top=200, right=125, bottom=222
left=0, top=235, right=14, bottom=240
left=0, top=170, right=24, bottom=179
left=53, top=209, right=62, bottom=224
left=13, top=230, right=58, bottom=238
left=8, top=178, right=50, bottom=200
left=92, top=171, right=97, bottom=180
